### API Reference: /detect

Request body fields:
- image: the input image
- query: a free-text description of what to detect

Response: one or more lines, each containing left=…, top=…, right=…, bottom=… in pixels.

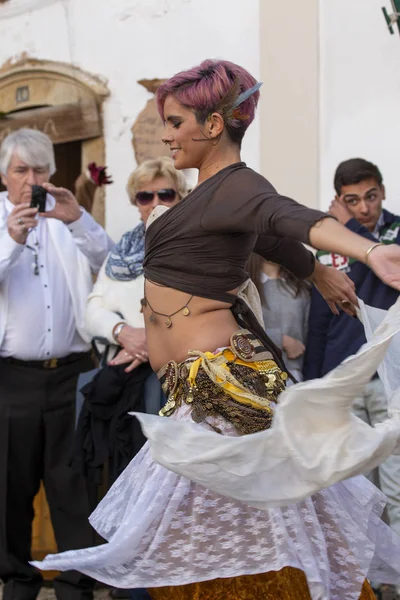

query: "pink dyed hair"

left=156, top=59, right=260, bottom=145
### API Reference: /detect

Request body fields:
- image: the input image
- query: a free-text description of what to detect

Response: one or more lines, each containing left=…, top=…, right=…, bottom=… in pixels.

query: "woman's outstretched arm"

left=309, top=217, right=400, bottom=291
left=308, top=218, right=370, bottom=262
left=253, top=234, right=357, bottom=314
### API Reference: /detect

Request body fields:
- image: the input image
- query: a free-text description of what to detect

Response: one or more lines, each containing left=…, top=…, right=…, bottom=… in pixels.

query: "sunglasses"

left=135, top=188, right=177, bottom=205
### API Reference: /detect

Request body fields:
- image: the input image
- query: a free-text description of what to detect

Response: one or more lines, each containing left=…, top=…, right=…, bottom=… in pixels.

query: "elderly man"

left=0, top=128, right=113, bottom=600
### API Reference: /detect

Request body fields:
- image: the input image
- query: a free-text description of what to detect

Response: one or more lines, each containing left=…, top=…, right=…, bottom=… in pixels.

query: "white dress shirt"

left=0, top=193, right=114, bottom=360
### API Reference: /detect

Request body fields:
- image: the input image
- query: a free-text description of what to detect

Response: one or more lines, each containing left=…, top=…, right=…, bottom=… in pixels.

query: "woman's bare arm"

left=308, top=218, right=370, bottom=262
left=309, top=217, right=400, bottom=292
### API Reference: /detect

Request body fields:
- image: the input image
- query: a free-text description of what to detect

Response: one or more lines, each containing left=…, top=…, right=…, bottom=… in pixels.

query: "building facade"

left=0, top=0, right=398, bottom=235
left=1, top=0, right=399, bottom=565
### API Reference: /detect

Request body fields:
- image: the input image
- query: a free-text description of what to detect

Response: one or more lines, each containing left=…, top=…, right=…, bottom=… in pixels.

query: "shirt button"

left=48, top=329, right=51, bottom=332
left=44, top=285, right=48, bottom=288
left=47, top=306, right=50, bottom=309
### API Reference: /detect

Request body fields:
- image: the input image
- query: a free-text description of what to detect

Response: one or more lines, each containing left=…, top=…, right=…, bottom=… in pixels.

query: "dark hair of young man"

left=334, top=158, right=383, bottom=196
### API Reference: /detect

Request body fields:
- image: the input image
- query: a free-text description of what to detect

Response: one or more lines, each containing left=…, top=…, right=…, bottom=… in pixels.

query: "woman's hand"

left=282, top=335, right=305, bottom=359
left=309, top=261, right=358, bottom=316
left=116, top=325, right=148, bottom=361
left=367, top=244, right=400, bottom=291
left=109, top=348, right=148, bottom=373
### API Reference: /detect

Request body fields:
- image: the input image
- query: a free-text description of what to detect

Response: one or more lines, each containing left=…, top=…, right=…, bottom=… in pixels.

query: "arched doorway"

left=0, top=57, right=109, bottom=566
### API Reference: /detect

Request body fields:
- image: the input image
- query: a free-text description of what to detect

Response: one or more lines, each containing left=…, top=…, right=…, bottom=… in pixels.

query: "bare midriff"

left=144, top=280, right=241, bottom=372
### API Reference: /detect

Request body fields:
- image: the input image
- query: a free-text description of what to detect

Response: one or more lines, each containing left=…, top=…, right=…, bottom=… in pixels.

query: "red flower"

left=88, top=162, right=113, bottom=186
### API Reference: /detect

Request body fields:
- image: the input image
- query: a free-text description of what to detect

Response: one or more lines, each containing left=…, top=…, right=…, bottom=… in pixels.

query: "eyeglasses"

left=135, top=188, right=177, bottom=205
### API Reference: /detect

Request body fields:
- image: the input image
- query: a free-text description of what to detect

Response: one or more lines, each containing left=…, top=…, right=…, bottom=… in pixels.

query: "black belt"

left=0, top=352, right=90, bottom=370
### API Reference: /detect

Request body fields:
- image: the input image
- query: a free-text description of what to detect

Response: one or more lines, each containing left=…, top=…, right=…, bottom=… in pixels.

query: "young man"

left=0, top=128, right=114, bottom=600
left=303, top=158, right=400, bottom=555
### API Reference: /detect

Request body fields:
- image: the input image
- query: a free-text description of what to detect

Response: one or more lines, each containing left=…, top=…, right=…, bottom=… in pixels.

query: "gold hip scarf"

left=157, top=329, right=288, bottom=435
left=148, top=568, right=376, bottom=600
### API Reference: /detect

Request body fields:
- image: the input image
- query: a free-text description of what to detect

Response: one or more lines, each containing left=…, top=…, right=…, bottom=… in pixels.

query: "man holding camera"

left=0, top=129, right=113, bottom=600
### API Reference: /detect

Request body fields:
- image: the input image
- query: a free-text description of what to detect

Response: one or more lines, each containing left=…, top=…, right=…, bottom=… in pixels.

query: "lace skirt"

left=32, top=333, right=400, bottom=600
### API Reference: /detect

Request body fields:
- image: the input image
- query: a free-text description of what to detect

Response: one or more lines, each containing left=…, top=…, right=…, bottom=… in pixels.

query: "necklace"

left=25, top=230, right=40, bottom=276
left=141, top=294, right=193, bottom=328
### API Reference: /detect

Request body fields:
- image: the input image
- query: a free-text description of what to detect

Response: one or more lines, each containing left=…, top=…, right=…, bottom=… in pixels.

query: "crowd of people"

left=1, top=58, right=400, bottom=600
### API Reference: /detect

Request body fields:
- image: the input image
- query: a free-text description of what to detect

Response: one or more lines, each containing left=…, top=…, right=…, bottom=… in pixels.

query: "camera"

left=30, top=185, right=47, bottom=212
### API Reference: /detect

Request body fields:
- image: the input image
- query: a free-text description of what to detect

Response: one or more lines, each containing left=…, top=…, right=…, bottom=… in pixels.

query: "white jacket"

left=0, top=192, right=114, bottom=346
left=85, top=259, right=145, bottom=344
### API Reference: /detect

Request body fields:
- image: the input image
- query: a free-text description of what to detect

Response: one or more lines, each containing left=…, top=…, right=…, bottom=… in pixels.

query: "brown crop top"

left=143, top=162, right=327, bottom=304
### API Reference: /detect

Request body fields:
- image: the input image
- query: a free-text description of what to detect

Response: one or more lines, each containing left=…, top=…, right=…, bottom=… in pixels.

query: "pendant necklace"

left=141, top=294, right=193, bottom=328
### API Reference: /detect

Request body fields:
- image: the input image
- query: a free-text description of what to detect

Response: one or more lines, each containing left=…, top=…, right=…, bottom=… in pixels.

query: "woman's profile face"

left=134, top=175, right=180, bottom=224
left=161, top=95, right=209, bottom=171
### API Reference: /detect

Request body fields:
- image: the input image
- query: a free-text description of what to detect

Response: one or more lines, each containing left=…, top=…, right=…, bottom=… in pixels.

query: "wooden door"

left=32, top=485, right=59, bottom=580
left=52, top=140, right=82, bottom=191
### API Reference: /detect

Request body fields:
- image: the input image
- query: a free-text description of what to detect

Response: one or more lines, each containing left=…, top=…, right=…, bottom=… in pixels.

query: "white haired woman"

left=75, top=156, right=188, bottom=600
left=85, top=156, right=188, bottom=370
left=78, top=157, right=189, bottom=466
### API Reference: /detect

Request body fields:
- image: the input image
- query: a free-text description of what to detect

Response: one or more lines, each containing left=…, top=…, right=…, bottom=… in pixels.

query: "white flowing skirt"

left=32, top=299, right=400, bottom=599
left=33, top=412, right=400, bottom=600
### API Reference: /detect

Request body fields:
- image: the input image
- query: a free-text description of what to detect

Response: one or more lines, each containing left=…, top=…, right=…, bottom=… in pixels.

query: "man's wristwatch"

left=112, top=322, right=127, bottom=343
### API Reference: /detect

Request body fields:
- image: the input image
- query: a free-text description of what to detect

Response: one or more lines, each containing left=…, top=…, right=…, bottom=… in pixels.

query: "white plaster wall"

left=320, top=0, right=400, bottom=214
left=260, top=0, right=319, bottom=209
left=0, top=0, right=260, bottom=240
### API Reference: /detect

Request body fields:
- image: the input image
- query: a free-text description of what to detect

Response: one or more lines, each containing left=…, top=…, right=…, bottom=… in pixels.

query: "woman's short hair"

left=156, top=59, right=260, bottom=146
left=126, top=156, right=189, bottom=205
left=0, top=128, right=56, bottom=176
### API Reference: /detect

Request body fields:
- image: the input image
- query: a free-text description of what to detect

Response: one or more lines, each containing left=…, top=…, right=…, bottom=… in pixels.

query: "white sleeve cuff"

left=67, top=208, right=93, bottom=236
left=2, top=230, right=25, bottom=260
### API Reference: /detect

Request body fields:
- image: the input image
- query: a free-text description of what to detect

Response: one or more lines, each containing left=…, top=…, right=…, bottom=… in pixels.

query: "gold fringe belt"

left=157, top=330, right=288, bottom=435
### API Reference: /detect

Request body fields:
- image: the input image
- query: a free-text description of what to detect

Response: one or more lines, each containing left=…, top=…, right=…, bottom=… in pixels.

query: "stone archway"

left=0, top=57, right=110, bottom=224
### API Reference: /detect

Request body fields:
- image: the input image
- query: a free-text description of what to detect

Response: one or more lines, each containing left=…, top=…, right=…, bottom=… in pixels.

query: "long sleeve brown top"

left=144, top=162, right=326, bottom=304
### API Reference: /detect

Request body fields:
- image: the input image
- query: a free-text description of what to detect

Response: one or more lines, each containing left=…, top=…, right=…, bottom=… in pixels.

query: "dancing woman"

left=34, top=60, right=400, bottom=600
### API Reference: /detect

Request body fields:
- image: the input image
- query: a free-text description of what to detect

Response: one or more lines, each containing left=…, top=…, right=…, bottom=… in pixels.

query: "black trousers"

left=0, top=355, right=96, bottom=600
